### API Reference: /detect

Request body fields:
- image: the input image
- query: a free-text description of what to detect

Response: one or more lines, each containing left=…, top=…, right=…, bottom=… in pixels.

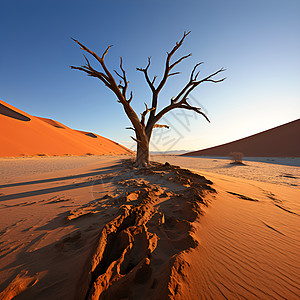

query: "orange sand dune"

left=184, top=119, right=300, bottom=157
left=0, top=100, right=133, bottom=157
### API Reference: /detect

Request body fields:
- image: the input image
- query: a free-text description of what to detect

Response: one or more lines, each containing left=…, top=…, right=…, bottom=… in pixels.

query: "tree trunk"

left=135, top=140, right=150, bottom=168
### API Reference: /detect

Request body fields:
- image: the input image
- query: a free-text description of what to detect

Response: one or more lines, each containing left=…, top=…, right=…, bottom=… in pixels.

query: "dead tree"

left=71, top=31, right=225, bottom=168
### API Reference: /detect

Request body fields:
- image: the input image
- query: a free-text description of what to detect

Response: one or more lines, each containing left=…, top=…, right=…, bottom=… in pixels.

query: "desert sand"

left=0, top=100, right=133, bottom=157
left=0, top=155, right=299, bottom=299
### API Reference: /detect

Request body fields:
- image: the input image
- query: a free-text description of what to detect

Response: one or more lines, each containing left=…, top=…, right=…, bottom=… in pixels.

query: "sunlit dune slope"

left=183, top=119, right=300, bottom=157
left=0, top=100, right=133, bottom=157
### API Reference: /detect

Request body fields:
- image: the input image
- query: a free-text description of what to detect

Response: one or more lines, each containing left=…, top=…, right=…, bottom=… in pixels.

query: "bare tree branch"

left=177, top=103, right=210, bottom=123
left=137, top=57, right=155, bottom=93
left=169, top=53, right=192, bottom=70
left=156, top=31, right=191, bottom=93
left=148, top=65, right=225, bottom=129
left=114, top=57, right=129, bottom=98
left=168, top=72, right=181, bottom=77
left=71, top=39, right=116, bottom=86
left=102, top=45, right=113, bottom=60
left=151, top=75, right=157, bottom=85
left=70, top=66, right=112, bottom=88
left=128, top=91, right=133, bottom=104
left=154, top=124, right=170, bottom=129
left=143, top=31, right=192, bottom=131
left=205, top=78, right=227, bottom=83
left=198, top=68, right=226, bottom=84
left=190, top=62, right=204, bottom=81
left=114, top=70, right=123, bottom=79
left=141, top=102, right=155, bottom=126
left=131, top=136, right=141, bottom=143
left=71, top=38, right=147, bottom=146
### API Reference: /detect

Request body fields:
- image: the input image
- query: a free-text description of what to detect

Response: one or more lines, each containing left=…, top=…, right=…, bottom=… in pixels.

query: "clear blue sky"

left=1, top=0, right=299, bottom=152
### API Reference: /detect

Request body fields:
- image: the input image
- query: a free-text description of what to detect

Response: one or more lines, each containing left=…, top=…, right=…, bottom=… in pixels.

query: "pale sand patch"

left=0, top=156, right=124, bottom=183
left=151, top=155, right=300, bottom=188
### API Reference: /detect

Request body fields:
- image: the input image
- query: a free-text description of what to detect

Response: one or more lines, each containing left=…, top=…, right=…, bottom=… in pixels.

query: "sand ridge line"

left=76, top=160, right=216, bottom=300
left=261, top=222, right=285, bottom=236
left=260, top=189, right=300, bottom=216
left=0, top=219, right=26, bottom=237
left=226, top=191, right=259, bottom=202
left=273, top=203, right=299, bottom=216
left=0, top=270, right=38, bottom=300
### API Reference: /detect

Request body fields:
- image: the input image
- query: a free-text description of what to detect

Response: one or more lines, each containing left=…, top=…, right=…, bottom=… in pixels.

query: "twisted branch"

left=114, top=57, right=130, bottom=98
left=137, top=57, right=156, bottom=93
left=141, top=102, right=155, bottom=126
left=156, top=31, right=191, bottom=93
left=71, top=38, right=146, bottom=144
left=154, top=124, right=170, bottom=129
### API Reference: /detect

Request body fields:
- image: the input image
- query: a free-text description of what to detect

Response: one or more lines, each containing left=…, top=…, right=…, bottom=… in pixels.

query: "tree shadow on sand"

left=0, top=161, right=126, bottom=202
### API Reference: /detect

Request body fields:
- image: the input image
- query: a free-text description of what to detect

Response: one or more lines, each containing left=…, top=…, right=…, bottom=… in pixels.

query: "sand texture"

left=0, top=156, right=299, bottom=299
left=152, top=155, right=300, bottom=188
left=0, top=100, right=133, bottom=157
left=183, top=118, right=300, bottom=157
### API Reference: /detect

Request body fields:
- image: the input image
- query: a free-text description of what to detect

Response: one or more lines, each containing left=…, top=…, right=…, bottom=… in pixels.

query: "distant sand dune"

left=183, top=118, right=300, bottom=157
left=0, top=100, right=133, bottom=157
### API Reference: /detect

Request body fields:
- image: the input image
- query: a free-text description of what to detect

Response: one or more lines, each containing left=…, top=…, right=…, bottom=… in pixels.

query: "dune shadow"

left=36, top=117, right=65, bottom=128
left=76, top=130, right=98, bottom=138
left=0, top=103, right=31, bottom=121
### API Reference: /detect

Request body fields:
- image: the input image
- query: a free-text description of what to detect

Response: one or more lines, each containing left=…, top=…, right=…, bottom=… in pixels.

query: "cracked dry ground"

left=74, top=160, right=216, bottom=300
